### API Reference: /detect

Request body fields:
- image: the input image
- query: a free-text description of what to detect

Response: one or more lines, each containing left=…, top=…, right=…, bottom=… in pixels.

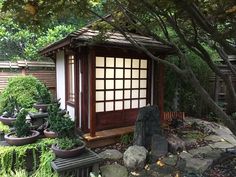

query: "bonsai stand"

left=51, top=148, right=103, bottom=177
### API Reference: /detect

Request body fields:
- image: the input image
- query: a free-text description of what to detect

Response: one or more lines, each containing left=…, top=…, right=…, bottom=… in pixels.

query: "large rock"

left=167, top=134, right=185, bottom=154
left=123, top=145, right=148, bottom=169
left=151, top=134, right=168, bottom=162
left=98, top=149, right=123, bottom=160
left=100, top=164, right=128, bottom=177
left=133, top=105, right=162, bottom=149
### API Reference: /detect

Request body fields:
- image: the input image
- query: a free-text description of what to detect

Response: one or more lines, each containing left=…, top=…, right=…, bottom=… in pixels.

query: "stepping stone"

left=204, top=135, right=223, bottom=142
left=99, top=149, right=123, bottom=160
left=185, top=157, right=213, bottom=174
left=100, top=164, right=128, bottom=177
left=209, top=141, right=235, bottom=149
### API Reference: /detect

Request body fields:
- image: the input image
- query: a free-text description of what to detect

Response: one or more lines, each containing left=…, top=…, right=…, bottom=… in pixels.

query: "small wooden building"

left=39, top=24, right=175, bottom=138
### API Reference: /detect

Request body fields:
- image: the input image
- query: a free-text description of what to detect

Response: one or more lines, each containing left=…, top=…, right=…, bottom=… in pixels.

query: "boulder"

left=151, top=134, right=168, bottom=162
left=133, top=105, right=162, bottom=149
left=98, top=149, right=123, bottom=160
left=123, top=145, right=148, bottom=169
left=167, top=134, right=185, bottom=154
left=100, top=164, right=128, bottom=177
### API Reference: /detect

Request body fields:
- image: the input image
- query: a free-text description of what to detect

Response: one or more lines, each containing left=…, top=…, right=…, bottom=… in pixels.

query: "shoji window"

left=67, top=55, right=75, bottom=103
left=95, top=57, right=148, bottom=112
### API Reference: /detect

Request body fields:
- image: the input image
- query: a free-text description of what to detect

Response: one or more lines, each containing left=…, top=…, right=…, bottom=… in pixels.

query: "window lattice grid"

left=95, top=57, right=148, bottom=112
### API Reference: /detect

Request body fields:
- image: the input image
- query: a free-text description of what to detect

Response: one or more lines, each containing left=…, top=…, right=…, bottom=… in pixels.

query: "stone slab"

left=209, top=141, right=235, bottom=149
left=100, top=164, right=128, bottom=177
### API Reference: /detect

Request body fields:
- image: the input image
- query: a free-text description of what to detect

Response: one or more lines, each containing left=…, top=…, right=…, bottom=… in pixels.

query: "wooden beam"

left=89, top=49, right=96, bottom=137
left=158, top=60, right=165, bottom=123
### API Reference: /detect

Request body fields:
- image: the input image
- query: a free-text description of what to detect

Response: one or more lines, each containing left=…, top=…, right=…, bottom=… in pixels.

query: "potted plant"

left=4, top=109, right=40, bottom=146
left=33, top=85, right=52, bottom=112
left=0, top=96, right=20, bottom=125
left=43, top=102, right=60, bottom=138
left=51, top=111, right=85, bottom=158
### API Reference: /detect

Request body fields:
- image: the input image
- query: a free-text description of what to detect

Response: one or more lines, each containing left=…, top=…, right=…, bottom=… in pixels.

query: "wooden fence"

left=0, top=60, right=56, bottom=94
left=163, top=112, right=185, bottom=123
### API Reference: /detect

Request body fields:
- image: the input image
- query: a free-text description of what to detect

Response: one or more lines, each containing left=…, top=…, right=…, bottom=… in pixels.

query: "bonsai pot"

left=4, top=130, right=40, bottom=146
left=44, top=129, right=58, bottom=138
left=33, top=103, right=50, bottom=112
left=0, top=116, right=16, bottom=126
left=51, top=141, right=86, bottom=158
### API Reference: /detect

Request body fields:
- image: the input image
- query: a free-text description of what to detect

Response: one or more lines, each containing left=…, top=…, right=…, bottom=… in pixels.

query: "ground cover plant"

left=0, top=138, right=57, bottom=177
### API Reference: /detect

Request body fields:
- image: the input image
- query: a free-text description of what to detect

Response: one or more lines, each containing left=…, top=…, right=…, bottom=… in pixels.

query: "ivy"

left=0, top=138, right=57, bottom=176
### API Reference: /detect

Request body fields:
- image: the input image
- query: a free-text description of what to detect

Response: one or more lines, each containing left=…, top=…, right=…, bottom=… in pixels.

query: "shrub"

left=14, top=109, right=31, bottom=137
left=0, top=76, right=51, bottom=113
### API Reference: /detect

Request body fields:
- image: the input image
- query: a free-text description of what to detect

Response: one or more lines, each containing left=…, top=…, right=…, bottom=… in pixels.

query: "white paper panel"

left=125, top=69, right=131, bottom=78
left=116, top=69, right=123, bottom=78
left=140, top=80, right=147, bottom=88
left=106, top=57, right=114, bottom=67
left=96, top=91, right=104, bottom=101
left=96, top=103, right=104, bottom=112
left=140, top=70, right=147, bottom=78
left=133, top=59, right=139, bottom=68
left=125, top=80, right=131, bottom=88
left=106, top=102, right=113, bottom=111
left=106, top=80, right=114, bottom=89
left=124, top=100, right=130, bottom=109
left=132, top=100, right=138, bottom=108
left=106, top=91, right=114, bottom=100
left=115, top=101, right=123, bottom=110
left=140, top=99, right=146, bottom=107
left=96, top=80, right=104, bottom=90
left=124, top=90, right=130, bottom=99
left=132, top=70, right=139, bottom=78
left=106, top=69, right=114, bottom=78
left=132, top=80, right=139, bottom=88
left=132, top=90, right=139, bottom=98
left=140, top=89, right=147, bottom=98
left=96, top=68, right=104, bottom=78
left=125, top=58, right=131, bottom=68
left=115, top=90, right=123, bottom=99
left=96, top=57, right=104, bottom=67
left=141, top=60, right=147, bottom=68
left=115, top=80, right=123, bottom=89
left=116, top=58, right=123, bottom=67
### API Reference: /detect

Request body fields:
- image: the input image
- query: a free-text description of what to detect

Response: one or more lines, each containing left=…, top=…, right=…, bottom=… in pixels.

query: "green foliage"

left=57, top=137, right=83, bottom=150
left=164, top=50, right=212, bottom=116
left=35, top=84, right=52, bottom=104
left=47, top=102, right=75, bottom=138
left=0, top=122, right=10, bottom=133
left=14, top=108, right=30, bottom=137
left=0, top=138, right=56, bottom=176
left=120, top=133, right=133, bottom=145
left=2, top=96, right=20, bottom=117
left=0, top=76, right=50, bottom=114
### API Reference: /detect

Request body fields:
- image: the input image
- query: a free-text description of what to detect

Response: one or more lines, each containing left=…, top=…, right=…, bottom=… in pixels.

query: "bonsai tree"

left=4, top=108, right=40, bottom=145
left=35, top=85, right=52, bottom=104
left=2, top=96, right=20, bottom=118
left=14, top=109, right=31, bottom=137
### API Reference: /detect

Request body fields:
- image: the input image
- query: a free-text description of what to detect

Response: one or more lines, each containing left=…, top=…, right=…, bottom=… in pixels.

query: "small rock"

left=167, top=134, right=185, bottom=154
left=100, top=164, right=128, bottom=177
left=99, top=149, right=123, bottom=160
left=185, top=157, right=213, bottom=174
left=123, top=145, right=148, bottom=169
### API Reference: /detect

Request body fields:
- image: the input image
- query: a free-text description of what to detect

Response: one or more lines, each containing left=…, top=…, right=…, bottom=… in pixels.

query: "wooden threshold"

left=84, top=126, right=134, bottom=142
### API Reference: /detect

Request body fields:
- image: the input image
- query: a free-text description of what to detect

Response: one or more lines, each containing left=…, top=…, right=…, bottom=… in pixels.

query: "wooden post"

left=158, top=61, right=165, bottom=123
left=21, top=67, right=26, bottom=76
left=89, top=50, right=96, bottom=137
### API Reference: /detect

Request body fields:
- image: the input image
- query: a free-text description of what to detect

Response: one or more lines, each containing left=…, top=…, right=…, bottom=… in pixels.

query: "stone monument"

left=133, top=105, right=163, bottom=149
